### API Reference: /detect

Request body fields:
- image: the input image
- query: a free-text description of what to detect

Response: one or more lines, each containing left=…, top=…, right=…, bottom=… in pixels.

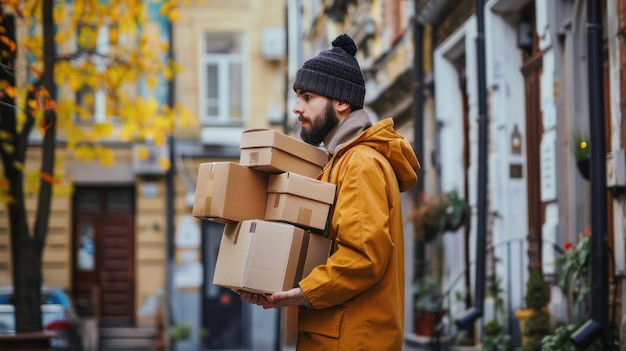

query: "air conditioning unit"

left=262, top=27, right=285, bottom=61
left=132, top=144, right=169, bottom=176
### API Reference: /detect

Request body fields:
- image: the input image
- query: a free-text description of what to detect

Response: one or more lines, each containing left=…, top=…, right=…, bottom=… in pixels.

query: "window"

left=74, top=24, right=109, bottom=123
left=201, top=32, right=245, bottom=125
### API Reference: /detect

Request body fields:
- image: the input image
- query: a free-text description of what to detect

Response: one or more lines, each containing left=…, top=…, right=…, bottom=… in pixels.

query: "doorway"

left=201, top=221, right=249, bottom=349
left=72, top=186, right=136, bottom=326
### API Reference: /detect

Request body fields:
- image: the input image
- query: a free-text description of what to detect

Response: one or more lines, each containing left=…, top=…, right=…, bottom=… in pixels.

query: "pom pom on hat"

left=332, top=34, right=357, bottom=56
left=293, top=34, right=365, bottom=109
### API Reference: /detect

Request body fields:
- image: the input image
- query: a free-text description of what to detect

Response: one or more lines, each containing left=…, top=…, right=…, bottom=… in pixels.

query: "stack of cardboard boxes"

left=192, top=128, right=335, bottom=294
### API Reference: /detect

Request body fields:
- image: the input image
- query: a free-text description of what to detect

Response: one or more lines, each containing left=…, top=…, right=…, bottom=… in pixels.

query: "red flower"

left=564, top=242, right=574, bottom=251
left=583, top=227, right=591, bottom=235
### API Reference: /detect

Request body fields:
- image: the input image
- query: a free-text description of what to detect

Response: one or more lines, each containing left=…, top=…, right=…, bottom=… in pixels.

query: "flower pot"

left=515, top=307, right=549, bottom=346
left=414, top=308, right=445, bottom=337
left=515, top=308, right=535, bottom=346
left=576, top=158, right=590, bottom=181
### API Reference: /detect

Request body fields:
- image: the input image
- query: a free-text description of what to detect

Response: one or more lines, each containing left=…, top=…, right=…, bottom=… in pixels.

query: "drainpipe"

left=282, top=4, right=290, bottom=135
left=570, top=0, right=609, bottom=347
left=455, top=0, right=487, bottom=329
left=412, top=2, right=426, bottom=284
left=166, top=17, right=176, bottom=350
left=412, top=10, right=424, bottom=197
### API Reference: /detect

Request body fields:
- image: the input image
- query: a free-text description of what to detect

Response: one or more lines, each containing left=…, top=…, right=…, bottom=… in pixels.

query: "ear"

left=334, top=100, right=352, bottom=116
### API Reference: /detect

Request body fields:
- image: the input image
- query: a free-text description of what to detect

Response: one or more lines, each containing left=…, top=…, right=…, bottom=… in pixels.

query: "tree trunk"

left=0, top=0, right=56, bottom=333
left=16, top=0, right=58, bottom=333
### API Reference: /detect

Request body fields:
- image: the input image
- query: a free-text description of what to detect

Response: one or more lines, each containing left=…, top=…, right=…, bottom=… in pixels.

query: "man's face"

left=293, top=90, right=339, bottom=146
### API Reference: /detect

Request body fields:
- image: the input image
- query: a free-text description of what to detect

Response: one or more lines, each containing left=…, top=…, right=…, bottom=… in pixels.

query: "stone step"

left=98, top=327, right=158, bottom=351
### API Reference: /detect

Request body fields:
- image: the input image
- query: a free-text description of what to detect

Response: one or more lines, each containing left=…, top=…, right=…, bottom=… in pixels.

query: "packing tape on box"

left=273, top=195, right=280, bottom=208
left=204, top=164, right=215, bottom=214
left=248, top=151, right=259, bottom=166
left=298, top=207, right=312, bottom=226
left=293, top=231, right=311, bottom=285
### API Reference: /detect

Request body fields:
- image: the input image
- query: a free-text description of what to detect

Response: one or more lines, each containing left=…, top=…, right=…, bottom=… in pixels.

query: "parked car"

left=0, top=285, right=83, bottom=351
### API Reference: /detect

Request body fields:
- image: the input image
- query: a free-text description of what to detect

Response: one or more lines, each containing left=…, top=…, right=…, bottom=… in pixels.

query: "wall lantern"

left=511, top=124, right=522, bottom=154
left=517, top=20, right=533, bottom=52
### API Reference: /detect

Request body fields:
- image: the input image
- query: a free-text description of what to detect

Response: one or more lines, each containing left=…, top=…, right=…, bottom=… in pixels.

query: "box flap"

left=240, top=129, right=328, bottom=167
left=267, top=172, right=336, bottom=204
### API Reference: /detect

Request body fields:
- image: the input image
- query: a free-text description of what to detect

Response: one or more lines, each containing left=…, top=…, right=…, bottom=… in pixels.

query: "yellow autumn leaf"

left=74, top=144, right=96, bottom=161
left=168, top=8, right=180, bottom=22
left=53, top=6, right=66, bottom=23
left=2, top=142, right=14, bottom=154
left=159, top=2, right=171, bottom=16
left=97, top=147, right=115, bottom=166
left=162, top=66, right=173, bottom=80
left=4, top=85, right=16, bottom=98
left=109, top=27, right=119, bottom=44
left=28, top=99, right=39, bottom=110
left=0, top=193, right=14, bottom=206
left=119, top=123, right=137, bottom=141
left=82, top=92, right=95, bottom=107
left=67, top=75, right=82, bottom=91
left=151, top=133, right=165, bottom=146
left=93, top=123, right=113, bottom=137
left=158, top=156, right=171, bottom=171
left=146, top=75, right=158, bottom=89
left=13, top=161, right=23, bottom=172
left=135, top=145, right=150, bottom=160
left=170, top=61, right=182, bottom=74
left=77, top=106, right=91, bottom=121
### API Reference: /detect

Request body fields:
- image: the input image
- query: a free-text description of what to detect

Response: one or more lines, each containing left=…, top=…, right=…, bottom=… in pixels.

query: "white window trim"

left=199, top=33, right=247, bottom=126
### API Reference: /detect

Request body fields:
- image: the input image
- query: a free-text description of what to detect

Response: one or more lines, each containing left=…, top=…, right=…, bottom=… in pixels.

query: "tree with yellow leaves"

left=0, top=0, right=195, bottom=335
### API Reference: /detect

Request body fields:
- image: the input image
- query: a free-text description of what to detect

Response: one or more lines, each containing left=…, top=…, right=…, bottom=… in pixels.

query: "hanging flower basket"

left=410, top=190, right=470, bottom=243
left=576, top=158, right=590, bottom=181
left=571, top=130, right=591, bottom=181
left=443, top=190, right=470, bottom=232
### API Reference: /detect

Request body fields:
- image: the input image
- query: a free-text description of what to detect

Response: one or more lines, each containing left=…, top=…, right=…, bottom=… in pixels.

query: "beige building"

left=0, top=0, right=288, bottom=349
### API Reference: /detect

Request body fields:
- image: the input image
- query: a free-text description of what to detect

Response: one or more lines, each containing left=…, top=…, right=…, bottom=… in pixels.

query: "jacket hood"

left=331, top=113, right=420, bottom=192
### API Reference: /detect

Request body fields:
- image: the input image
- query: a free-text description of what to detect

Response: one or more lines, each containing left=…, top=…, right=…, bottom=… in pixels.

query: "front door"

left=201, top=221, right=249, bottom=349
left=72, top=187, right=136, bottom=325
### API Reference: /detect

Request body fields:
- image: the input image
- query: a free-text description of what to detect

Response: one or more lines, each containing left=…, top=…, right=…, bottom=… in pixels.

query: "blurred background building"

left=1, top=0, right=625, bottom=350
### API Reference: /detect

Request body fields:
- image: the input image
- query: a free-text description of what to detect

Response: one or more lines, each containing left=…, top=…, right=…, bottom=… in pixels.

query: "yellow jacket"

left=297, top=115, right=420, bottom=350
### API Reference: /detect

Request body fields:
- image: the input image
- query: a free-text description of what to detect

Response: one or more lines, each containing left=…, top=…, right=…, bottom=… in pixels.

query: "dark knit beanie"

left=293, top=34, right=365, bottom=109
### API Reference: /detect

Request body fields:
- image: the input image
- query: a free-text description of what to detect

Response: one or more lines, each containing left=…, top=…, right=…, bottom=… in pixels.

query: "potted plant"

left=442, top=190, right=470, bottom=232
left=480, top=320, right=513, bottom=351
left=412, top=276, right=445, bottom=337
left=410, top=190, right=469, bottom=243
left=515, top=269, right=550, bottom=349
left=557, top=228, right=592, bottom=321
left=410, top=194, right=447, bottom=243
left=481, top=272, right=513, bottom=350
left=570, top=130, right=591, bottom=180
left=542, top=228, right=619, bottom=350
left=169, top=323, right=191, bottom=341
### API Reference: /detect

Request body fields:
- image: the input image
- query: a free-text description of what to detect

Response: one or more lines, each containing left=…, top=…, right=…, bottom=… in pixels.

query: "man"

left=237, top=34, right=420, bottom=350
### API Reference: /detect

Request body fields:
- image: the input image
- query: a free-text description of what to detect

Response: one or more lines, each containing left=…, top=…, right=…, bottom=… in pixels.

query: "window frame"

left=199, top=32, right=247, bottom=126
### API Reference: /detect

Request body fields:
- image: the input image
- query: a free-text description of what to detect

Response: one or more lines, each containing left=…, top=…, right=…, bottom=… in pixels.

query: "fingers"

left=233, top=289, right=275, bottom=308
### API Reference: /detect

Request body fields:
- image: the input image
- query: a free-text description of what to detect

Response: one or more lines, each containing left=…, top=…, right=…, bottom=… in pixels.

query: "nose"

left=292, top=98, right=304, bottom=115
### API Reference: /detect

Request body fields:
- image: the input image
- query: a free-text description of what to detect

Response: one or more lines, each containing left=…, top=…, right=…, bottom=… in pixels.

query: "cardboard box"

left=301, top=231, right=333, bottom=277
left=265, top=172, right=336, bottom=230
left=213, top=220, right=331, bottom=294
left=239, top=129, right=328, bottom=177
left=192, top=162, right=268, bottom=223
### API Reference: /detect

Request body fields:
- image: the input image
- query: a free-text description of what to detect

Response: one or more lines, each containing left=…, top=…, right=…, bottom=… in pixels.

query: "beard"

left=299, top=100, right=339, bottom=146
